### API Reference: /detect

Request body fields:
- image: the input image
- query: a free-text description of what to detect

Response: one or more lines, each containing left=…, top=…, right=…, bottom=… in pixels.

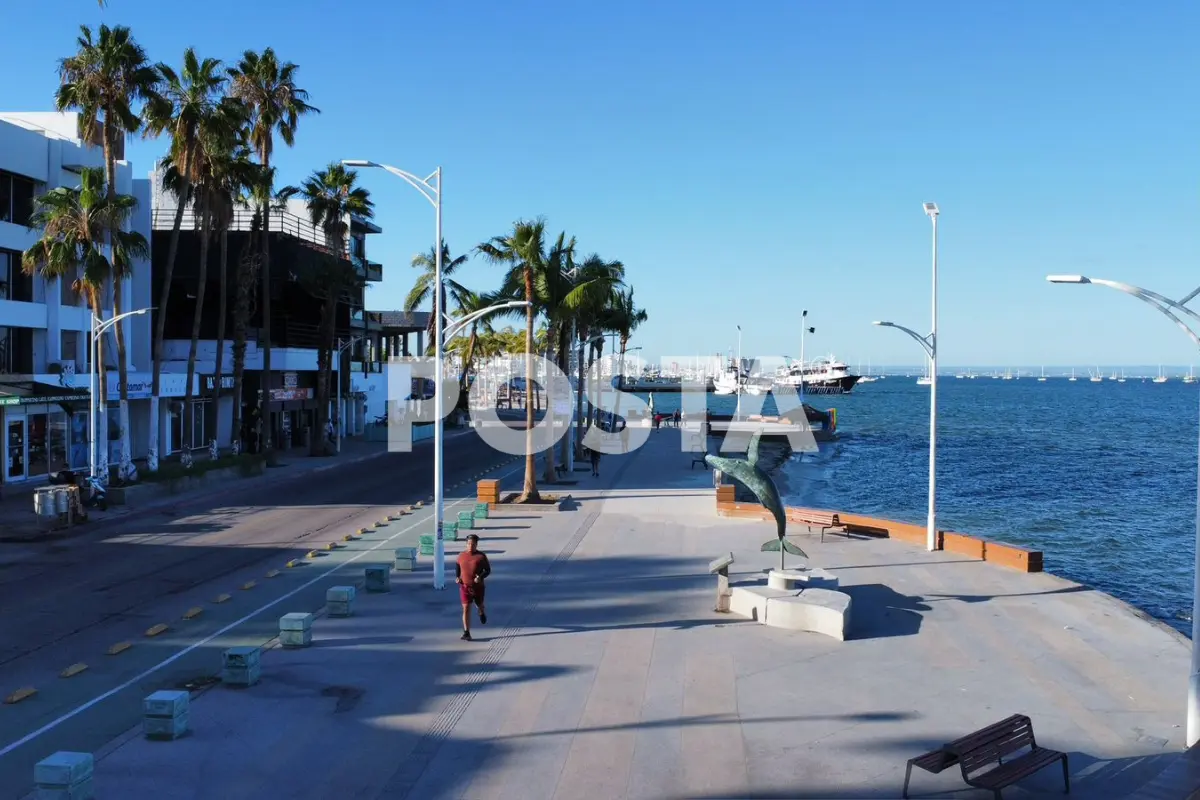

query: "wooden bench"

left=903, top=713, right=1068, bottom=799
left=794, top=511, right=847, bottom=542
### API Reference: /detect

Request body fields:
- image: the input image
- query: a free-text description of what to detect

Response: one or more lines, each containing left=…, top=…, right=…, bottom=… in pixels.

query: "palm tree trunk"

left=184, top=203, right=210, bottom=450
left=212, top=229, right=228, bottom=446
left=520, top=267, right=539, bottom=502
left=90, top=289, right=111, bottom=481
left=259, top=165, right=274, bottom=459
left=312, top=289, right=336, bottom=457
left=457, top=327, right=477, bottom=392
left=102, top=119, right=134, bottom=481
left=150, top=163, right=192, bottom=471
left=230, top=243, right=254, bottom=453
left=541, top=324, right=559, bottom=485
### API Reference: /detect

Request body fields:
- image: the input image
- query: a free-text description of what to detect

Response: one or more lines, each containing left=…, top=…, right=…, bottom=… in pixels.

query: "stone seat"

left=764, top=588, right=851, bottom=641
left=767, top=567, right=839, bottom=591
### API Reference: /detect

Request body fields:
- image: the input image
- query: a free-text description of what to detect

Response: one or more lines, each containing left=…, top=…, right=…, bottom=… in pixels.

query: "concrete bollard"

left=474, top=502, right=489, bottom=520
left=279, top=612, right=314, bottom=648
left=34, top=751, right=94, bottom=799
left=444, top=521, right=459, bottom=542
left=365, top=565, right=391, bottom=593
left=327, top=585, right=356, bottom=617
left=221, top=646, right=261, bottom=687
left=394, top=546, right=417, bottom=571
left=418, top=533, right=435, bottom=556
left=143, top=689, right=190, bottom=740
left=457, top=511, right=474, bottom=530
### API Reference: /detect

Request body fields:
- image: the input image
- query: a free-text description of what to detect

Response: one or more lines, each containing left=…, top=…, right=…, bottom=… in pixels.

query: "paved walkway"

left=26, top=429, right=1192, bottom=798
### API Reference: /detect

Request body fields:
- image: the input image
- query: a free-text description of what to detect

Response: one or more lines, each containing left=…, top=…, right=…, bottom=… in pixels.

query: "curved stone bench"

left=764, top=588, right=851, bottom=641
left=767, top=568, right=839, bottom=591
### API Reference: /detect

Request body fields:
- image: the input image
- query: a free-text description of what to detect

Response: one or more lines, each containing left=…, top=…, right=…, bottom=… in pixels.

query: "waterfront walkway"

left=29, top=429, right=1192, bottom=798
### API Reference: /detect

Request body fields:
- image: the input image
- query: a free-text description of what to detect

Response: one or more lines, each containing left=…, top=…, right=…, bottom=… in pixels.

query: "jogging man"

left=455, top=534, right=491, bottom=640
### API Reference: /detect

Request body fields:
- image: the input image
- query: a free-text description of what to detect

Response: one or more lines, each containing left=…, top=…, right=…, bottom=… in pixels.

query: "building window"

left=0, top=250, right=32, bottom=302
left=0, top=170, right=36, bottom=226
left=61, top=330, right=80, bottom=373
left=0, top=327, right=33, bottom=374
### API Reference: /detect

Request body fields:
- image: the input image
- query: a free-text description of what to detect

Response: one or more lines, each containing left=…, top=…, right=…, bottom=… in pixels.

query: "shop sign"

left=270, top=387, right=313, bottom=401
left=40, top=372, right=196, bottom=399
left=203, top=375, right=236, bottom=391
left=283, top=372, right=299, bottom=389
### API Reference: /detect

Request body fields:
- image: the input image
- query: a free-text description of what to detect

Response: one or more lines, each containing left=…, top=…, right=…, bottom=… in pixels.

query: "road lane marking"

left=214, top=593, right=231, bottom=603
left=144, top=624, right=169, bottom=637
left=60, top=664, right=87, bottom=679
left=0, top=461, right=519, bottom=761
left=3, top=688, right=36, bottom=705
left=265, top=569, right=280, bottom=578
left=183, top=607, right=203, bottom=620
left=106, top=642, right=131, bottom=656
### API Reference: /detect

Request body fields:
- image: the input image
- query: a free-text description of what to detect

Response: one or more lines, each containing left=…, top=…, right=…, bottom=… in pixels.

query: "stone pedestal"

left=767, top=567, right=839, bottom=591
left=143, top=689, right=190, bottom=740
left=327, top=585, right=356, bottom=617
left=279, top=612, right=314, bottom=647
left=34, top=751, right=93, bottom=799
left=394, top=546, right=417, bottom=571
left=222, top=646, right=261, bottom=687
left=365, top=565, right=391, bottom=593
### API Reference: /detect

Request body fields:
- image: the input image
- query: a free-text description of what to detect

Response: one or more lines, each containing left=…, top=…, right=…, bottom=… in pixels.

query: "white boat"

left=1089, top=368, right=1103, bottom=383
left=858, top=360, right=878, bottom=383
left=1038, top=366, right=1047, bottom=382
left=1153, top=365, right=1168, bottom=384
left=774, top=355, right=861, bottom=395
left=916, top=360, right=932, bottom=386
left=1186, top=366, right=1197, bottom=385
left=1068, top=368, right=1077, bottom=382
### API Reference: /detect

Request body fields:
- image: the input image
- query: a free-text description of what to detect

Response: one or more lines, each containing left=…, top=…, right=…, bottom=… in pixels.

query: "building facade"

left=0, top=112, right=169, bottom=486
left=149, top=177, right=384, bottom=452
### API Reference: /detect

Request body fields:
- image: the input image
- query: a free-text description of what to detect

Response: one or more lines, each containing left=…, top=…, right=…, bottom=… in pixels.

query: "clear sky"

left=2, top=0, right=1198, bottom=368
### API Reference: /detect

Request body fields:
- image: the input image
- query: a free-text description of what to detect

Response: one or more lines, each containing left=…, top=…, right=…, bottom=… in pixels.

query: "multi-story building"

left=0, top=112, right=162, bottom=486
left=150, top=176, right=384, bottom=452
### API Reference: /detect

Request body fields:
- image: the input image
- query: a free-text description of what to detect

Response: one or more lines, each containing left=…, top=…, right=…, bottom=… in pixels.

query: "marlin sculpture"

left=705, top=429, right=808, bottom=570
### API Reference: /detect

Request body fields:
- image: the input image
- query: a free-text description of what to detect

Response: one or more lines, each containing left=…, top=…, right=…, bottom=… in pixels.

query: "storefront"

left=1, top=382, right=90, bottom=484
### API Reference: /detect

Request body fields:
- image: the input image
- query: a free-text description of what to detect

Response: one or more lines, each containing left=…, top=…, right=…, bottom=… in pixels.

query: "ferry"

left=773, top=355, right=862, bottom=395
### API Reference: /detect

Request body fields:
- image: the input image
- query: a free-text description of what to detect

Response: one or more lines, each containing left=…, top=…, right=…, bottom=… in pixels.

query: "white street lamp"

left=334, top=335, right=362, bottom=454
left=442, top=301, right=530, bottom=343
left=1048, top=272, right=1200, bottom=745
left=871, top=200, right=939, bottom=553
left=735, top=325, right=742, bottom=420
left=90, top=307, right=153, bottom=482
left=343, top=159, right=449, bottom=590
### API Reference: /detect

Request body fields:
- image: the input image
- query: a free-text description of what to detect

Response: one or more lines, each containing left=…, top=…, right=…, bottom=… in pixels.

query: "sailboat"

left=1186, top=366, right=1197, bottom=385
left=1153, top=365, right=1168, bottom=384
left=1068, top=368, right=1077, bottom=382
left=858, top=359, right=878, bottom=383
left=917, top=359, right=932, bottom=386
left=1038, top=366, right=1047, bottom=382
left=1117, top=369, right=1126, bottom=383
left=1089, top=368, right=1103, bottom=383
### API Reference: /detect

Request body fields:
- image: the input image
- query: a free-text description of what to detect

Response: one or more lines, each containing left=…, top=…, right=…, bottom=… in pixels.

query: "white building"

left=0, top=112, right=183, bottom=485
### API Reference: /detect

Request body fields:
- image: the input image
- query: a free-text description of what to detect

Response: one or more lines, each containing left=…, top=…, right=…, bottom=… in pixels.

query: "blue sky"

left=3, top=0, right=1198, bottom=368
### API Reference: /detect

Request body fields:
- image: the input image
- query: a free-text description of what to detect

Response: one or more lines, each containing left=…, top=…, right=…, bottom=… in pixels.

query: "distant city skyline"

left=2, top=1, right=1198, bottom=365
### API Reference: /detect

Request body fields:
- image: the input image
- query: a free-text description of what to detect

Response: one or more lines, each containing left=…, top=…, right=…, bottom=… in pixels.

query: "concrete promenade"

left=24, top=429, right=1193, bottom=798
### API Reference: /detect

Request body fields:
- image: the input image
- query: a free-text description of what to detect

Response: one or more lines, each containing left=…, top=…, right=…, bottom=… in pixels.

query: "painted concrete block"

left=222, top=646, right=261, bottom=669
left=327, top=600, right=354, bottom=618
left=327, top=585, right=356, bottom=604
left=419, top=544, right=435, bottom=556
left=280, top=629, right=312, bottom=648
left=474, top=503, right=489, bottom=519
left=279, top=612, right=313, bottom=632
left=221, top=664, right=261, bottom=686
left=764, top=588, right=852, bottom=641
left=394, top=546, right=417, bottom=560
left=34, top=752, right=93, bottom=787
left=394, top=557, right=415, bottom=572
left=143, top=708, right=189, bottom=740
left=143, top=690, right=189, bottom=718
left=444, top=522, right=458, bottom=541
left=35, top=777, right=93, bottom=799
left=365, top=565, right=391, bottom=593
left=457, top=511, right=474, bottom=529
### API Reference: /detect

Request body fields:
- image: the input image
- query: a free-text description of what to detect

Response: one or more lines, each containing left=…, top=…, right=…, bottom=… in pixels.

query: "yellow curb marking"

left=241, top=581, right=256, bottom=590
left=265, top=569, right=280, bottom=578
left=357, top=527, right=370, bottom=534
left=145, top=623, right=169, bottom=637
left=306, top=551, right=319, bottom=559
left=60, top=663, right=88, bottom=679
left=183, top=607, right=203, bottom=620
left=374, top=521, right=386, bottom=528
left=107, top=641, right=132, bottom=656
left=214, top=593, right=232, bottom=603
left=343, top=534, right=358, bottom=542
left=4, top=687, right=36, bottom=704
left=286, top=559, right=302, bottom=568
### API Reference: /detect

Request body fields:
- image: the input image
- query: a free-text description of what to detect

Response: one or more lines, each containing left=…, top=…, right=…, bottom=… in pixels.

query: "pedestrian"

left=455, top=533, right=491, bottom=641
left=672, top=408, right=681, bottom=427
left=589, top=445, right=601, bottom=477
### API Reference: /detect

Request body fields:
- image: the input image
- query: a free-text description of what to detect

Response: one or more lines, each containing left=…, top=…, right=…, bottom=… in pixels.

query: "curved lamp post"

left=872, top=201, right=940, bottom=553
left=342, top=159, right=449, bottom=588
left=1048, top=272, right=1200, bottom=745
left=90, top=307, right=153, bottom=482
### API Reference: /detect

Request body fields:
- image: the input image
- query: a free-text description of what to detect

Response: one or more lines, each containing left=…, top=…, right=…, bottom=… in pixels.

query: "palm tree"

left=607, top=287, right=648, bottom=417
left=477, top=219, right=549, bottom=502
left=406, top=243, right=469, bottom=354
left=21, top=168, right=148, bottom=479
left=142, top=47, right=226, bottom=470
left=57, top=23, right=160, bottom=479
left=447, top=288, right=500, bottom=400
left=228, top=48, right=318, bottom=460
left=297, top=163, right=374, bottom=456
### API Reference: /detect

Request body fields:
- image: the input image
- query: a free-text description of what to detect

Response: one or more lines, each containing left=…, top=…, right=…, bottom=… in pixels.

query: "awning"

left=0, top=381, right=90, bottom=407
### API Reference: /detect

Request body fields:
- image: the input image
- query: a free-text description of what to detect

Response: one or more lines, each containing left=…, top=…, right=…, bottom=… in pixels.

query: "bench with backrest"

left=794, top=511, right=847, bottom=541
left=903, top=713, right=1068, bottom=799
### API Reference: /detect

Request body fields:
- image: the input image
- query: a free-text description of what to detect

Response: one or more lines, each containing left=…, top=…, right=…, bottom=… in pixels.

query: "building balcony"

left=366, top=260, right=383, bottom=282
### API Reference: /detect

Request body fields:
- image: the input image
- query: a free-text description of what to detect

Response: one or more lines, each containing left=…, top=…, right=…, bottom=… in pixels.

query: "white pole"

left=433, top=167, right=446, bottom=591
left=927, top=213, right=939, bottom=552
left=89, top=313, right=97, bottom=481
left=335, top=337, right=342, bottom=455
left=800, top=310, right=807, bottom=405
left=735, top=325, right=742, bottom=420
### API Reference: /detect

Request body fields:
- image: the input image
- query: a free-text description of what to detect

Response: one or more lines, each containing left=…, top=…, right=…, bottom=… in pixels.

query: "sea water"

left=634, top=378, right=1198, bottom=634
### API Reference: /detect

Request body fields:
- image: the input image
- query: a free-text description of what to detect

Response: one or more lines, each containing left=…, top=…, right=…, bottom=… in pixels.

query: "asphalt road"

left=0, top=427, right=530, bottom=797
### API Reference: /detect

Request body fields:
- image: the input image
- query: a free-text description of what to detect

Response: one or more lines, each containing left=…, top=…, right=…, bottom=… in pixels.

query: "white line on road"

left=0, top=462, right=521, bottom=762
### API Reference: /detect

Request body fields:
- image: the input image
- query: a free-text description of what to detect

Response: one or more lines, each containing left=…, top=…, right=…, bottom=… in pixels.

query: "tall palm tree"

left=406, top=243, right=469, bottom=354
left=607, top=287, right=648, bottom=417
left=228, top=48, right=318, bottom=460
left=297, top=163, right=374, bottom=456
left=447, top=288, right=500, bottom=399
left=57, top=23, right=160, bottom=479
left=477, top=219, right=549, bottom=502
left=142, top=47, right=226, bottom=470
left=20, top=168, right=148, bottom=479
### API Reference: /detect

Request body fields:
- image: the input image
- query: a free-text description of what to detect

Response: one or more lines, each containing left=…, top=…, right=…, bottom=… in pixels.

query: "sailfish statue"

left=705, top=430, right=808, bottom=570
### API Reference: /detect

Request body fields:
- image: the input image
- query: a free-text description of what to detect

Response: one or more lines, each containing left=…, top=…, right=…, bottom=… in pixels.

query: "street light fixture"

left=90, top=307, right=153, bottom=482
left=1048, top=271, right=1200, bottom=745
left=871, top=200, right=940, bottom=553
left=343, top=158, right=450, bottom=590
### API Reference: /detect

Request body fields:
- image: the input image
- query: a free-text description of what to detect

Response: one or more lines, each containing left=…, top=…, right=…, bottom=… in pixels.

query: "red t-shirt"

left=456, top=551, right=491, bottom=585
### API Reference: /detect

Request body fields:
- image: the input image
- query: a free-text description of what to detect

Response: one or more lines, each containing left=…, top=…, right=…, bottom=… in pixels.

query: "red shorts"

left=459, top=582, right=485, bottom=605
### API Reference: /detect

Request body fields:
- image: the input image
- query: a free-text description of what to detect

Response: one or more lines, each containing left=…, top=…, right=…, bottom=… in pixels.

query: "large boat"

left=773, top=355, right=861, bottom=395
